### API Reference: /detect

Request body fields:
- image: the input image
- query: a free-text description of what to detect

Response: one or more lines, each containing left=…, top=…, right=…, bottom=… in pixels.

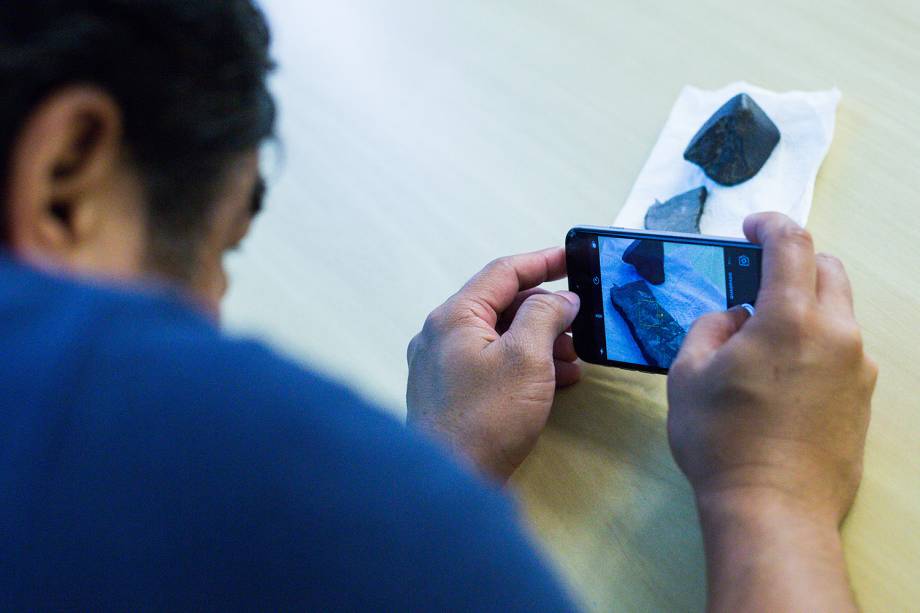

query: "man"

left=0, top=1, right=877, bottom=611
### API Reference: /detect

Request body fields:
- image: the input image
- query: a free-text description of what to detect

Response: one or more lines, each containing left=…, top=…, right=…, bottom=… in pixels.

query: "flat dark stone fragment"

left=610, top=281, right=686, bottom=369
left=683, top=93, right=780, bottom=186
left=622, top=239, right=665, bottom=285
left=645, top=186, right=708, bottom=233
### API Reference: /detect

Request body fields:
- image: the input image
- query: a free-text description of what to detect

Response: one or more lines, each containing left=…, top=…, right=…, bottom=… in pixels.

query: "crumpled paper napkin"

left=614, top=81, right=841, bottom=237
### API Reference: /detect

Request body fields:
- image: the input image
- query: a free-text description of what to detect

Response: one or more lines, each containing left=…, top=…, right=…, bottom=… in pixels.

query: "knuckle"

left=525, top=293, right=564, bottom=316
left=816, top=252, right=844, bottom=269
left=406, top=333, right=421, bottom=363
left=833, top=324, right=865, bottom=358
left=776, top=300, right=813, bottom=331
left=762, top=304, right=820, bottom=350
left=486, top=256, right=515, bottom=277
left=816, top=253, right=851, bottom=283
left=423, top=305, right=449, bottom=333
left=779, top=224, right=814, bottom=249
left=864, top=355, right=880, bottom=382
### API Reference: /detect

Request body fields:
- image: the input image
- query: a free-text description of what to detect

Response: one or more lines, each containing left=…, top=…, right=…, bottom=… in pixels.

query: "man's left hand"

left=407, top=247, right=581, bottom=481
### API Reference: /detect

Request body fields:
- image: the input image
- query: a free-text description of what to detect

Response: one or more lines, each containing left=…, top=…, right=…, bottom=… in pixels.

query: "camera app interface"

left=599, top=236, right=760, bottom=369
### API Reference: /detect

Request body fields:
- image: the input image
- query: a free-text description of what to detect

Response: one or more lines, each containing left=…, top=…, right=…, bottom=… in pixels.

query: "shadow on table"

left=511, top=364, right=706, bottom=613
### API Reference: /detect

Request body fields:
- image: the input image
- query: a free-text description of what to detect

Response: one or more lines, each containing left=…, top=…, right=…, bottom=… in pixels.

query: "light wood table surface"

left=225, top=1, right=920, bottom=610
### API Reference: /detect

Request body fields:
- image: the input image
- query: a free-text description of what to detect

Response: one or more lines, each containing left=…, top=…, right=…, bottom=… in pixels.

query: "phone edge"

left=565, top=225, right=759, bottom=375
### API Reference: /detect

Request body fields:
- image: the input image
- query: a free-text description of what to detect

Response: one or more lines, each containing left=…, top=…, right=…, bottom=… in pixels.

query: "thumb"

left=502, top=291, right=580, bottom=355
left=677, top=305, right=752, bottom=365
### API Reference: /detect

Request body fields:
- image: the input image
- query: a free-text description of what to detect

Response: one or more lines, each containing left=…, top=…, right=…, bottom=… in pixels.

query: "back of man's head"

left=0, top=0, right=275, bottom=281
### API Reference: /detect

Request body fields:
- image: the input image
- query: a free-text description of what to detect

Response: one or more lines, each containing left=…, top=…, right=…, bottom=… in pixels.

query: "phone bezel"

left=565, top=225, right=762, bottom=374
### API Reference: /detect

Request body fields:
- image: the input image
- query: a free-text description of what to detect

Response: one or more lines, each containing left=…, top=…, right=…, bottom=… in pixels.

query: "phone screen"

left=567, top=228, right=762, bottom=373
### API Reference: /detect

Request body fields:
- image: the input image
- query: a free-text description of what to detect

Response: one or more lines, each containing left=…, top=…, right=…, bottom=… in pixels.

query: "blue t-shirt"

left=0, top=256, right=575, bottom=611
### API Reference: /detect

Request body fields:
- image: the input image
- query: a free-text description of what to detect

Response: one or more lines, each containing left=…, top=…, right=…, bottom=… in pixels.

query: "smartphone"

left=566, top=226, right=763, bottom=374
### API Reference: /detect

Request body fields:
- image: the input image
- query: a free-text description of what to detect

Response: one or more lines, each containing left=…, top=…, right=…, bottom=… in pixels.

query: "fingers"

left=453, top=247, right=567, bottom=327
left=500, top=306, right=579, bottom=360
left=503, top=291, right=580, bottom=356
left=496, top=288, right=552, bottom=334
left=743, top=213, right=817, bottom=306
left=553, top=332, right=578, bottom=363
left=815, top=253, right=855, bottom=319
left=555, top=334, right=580, bottom=386
left=555, top=359, right=581, bottom=388
left=675, top=306, right=751, bottom=367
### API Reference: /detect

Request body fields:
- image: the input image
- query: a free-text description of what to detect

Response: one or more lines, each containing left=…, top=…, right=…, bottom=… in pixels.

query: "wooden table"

left=224, top=1, right=920, bottom=610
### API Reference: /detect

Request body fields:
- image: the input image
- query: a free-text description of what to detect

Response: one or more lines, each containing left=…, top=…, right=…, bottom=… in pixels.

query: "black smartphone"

left=566, top=226, right=763, bottom=374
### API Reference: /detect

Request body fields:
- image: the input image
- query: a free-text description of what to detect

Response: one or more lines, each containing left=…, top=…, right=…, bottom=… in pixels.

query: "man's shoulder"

left=0, top=256, right=495, bottom=514
left=0, top=259, right=574, bottom=610
left=0, top=256, right=412, bottom=458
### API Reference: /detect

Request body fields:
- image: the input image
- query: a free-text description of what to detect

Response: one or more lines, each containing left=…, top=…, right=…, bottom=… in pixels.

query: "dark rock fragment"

left=610, top=281, right=686, bottom=369
left=683, top=93, right=780, bottom=186
left=622, top=239, right=665, bottom=285
left=644, top=186, right=708, bottom=234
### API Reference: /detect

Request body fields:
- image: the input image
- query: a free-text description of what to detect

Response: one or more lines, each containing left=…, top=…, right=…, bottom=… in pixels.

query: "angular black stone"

left=644, top=186, right=708, bottom=234
left=683, top=93, right=780, bottom=186
left=610, top=281, right=686, bottom=369
left=622, top=239, right=665, bottom=285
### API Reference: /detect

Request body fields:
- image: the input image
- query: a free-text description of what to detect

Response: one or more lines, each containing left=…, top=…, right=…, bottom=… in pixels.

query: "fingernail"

left=556, top=291, right=580, bottom=307
left=729, top=303, right=756, bottom=317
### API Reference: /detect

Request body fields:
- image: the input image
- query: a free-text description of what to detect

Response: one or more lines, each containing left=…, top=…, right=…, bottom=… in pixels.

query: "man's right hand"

left=667, top=212, right=878, bottom=612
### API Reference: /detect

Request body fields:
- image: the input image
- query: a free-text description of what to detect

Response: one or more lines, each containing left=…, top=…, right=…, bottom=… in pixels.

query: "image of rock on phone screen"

left=566, top=226, right=762, bottom=374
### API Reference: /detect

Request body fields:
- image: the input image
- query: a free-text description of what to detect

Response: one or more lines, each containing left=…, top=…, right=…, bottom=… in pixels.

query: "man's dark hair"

left=0, top=0, right=276, bottom=278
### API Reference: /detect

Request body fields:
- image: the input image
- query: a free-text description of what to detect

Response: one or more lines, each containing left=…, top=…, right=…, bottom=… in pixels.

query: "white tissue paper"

left=614, top=81, right=841, bottom=237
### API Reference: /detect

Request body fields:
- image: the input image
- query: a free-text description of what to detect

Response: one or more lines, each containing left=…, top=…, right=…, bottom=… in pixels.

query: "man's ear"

left=5, top=86, right=125, bottom=264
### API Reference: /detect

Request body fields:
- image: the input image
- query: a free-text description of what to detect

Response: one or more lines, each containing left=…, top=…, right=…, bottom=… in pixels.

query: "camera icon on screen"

left=737, top=255, right=751, bottom=268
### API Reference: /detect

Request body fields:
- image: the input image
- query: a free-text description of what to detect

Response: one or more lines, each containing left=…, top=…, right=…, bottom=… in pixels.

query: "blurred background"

left=222, top=0, right=648, bottom=416
left=222, top=2, right=920, bottom=610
